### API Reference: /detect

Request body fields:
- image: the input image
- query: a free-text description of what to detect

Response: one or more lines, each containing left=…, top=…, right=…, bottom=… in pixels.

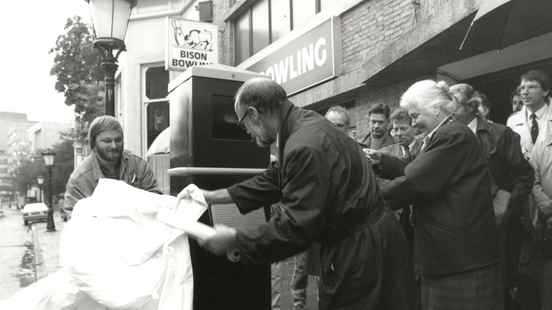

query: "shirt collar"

left=467, top=117, right=478, bottom=134
left=526, top=103, right=548, bottom=120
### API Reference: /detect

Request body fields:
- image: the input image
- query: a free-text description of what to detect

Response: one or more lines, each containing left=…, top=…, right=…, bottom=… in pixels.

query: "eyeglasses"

left=238, top=108, right=252, bottom=129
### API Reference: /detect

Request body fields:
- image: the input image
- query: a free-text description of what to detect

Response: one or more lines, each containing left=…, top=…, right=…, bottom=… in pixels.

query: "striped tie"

left=530, top=113, right=539, bottom=144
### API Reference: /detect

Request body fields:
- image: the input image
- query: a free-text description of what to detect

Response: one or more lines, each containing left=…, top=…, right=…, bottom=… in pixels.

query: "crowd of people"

left=63, top=69, right=552, bottom=310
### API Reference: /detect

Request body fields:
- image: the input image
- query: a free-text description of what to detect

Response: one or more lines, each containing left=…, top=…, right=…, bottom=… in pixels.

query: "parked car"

left=22, top=203, right=48, bottom=226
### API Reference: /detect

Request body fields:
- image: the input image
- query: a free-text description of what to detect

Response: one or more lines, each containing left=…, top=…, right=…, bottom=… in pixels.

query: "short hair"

left=325, top=105, right=351, bottom=127
left=475, top=91, right=491, bottom=110
left=88, top=115, right=123, bottom=149
left=368, top=103, right=390, bottom=119
left=234, top=77, right=287, bottom=113
left=389, top=108, right=412, bottom=125
left=521, top=69, right=551, bottom=91
left=400, top=80, right=456, bottom=115
left=450, top=83, right=479, bottom=111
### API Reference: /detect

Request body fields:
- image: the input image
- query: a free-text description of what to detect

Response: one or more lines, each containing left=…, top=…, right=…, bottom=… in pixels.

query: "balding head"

left=234, top=77, right=287, bottom=121
left=234, top=78, right=286, bottom=147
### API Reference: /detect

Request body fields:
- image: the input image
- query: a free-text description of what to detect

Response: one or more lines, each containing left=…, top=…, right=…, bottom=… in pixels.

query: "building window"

left=252, top=0, right=270, bottom=54
left=234, top=0, right=325, bottom=64
left=235, top=11, right=251, bottom=63
left=144, top=66, right=170, bottom=149
left=270, top=0, right=291, bottom=42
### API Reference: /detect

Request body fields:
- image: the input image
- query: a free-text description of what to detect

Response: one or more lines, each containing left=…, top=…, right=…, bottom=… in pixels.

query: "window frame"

left=141, top=63, right=170, bottom=155
left=234, top=0, right=323, bottom=64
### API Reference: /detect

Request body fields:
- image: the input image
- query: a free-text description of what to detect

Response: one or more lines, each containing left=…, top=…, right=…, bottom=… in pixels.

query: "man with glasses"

left=177, top=78, right=413, bottom=310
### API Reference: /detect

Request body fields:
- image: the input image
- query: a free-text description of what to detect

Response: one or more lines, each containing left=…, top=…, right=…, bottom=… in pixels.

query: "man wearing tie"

left=507, top=70, right=552, bottom=159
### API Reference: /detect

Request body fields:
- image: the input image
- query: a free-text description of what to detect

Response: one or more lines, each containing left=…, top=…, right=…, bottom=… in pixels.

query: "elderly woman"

left=377, top=80, right=499, bottom=309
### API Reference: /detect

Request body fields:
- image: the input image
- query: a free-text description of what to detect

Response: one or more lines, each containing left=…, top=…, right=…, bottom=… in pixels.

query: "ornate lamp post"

left=36, top=176, right=44, bottom=203
left=41, top=150, right=56, bottom=232
left=85, top=0, right=136, bottom=116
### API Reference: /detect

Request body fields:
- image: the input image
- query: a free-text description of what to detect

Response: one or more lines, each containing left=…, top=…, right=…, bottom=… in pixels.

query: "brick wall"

left=336, top=0, right=471, bottom=139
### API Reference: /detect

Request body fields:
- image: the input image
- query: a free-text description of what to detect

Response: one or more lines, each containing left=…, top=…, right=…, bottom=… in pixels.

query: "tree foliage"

left=9, top=139, right=75, bottom=199
left=49, top=16, right=105, bottom=129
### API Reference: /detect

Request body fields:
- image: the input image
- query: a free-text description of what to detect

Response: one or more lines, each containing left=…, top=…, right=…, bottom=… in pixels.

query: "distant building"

left=0, top=112, right=35, bottom=202
left=26, top=121, right=73, bottom=153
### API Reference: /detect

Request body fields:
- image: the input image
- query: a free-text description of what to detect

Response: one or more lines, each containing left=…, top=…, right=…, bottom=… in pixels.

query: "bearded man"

left=64, top=115, right=160, bottom=213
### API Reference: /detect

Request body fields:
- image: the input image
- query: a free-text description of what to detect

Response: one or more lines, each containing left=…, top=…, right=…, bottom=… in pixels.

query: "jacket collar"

left=475, top=116, right=491, bottom=134
left=277, top=100, right=297, bottom=158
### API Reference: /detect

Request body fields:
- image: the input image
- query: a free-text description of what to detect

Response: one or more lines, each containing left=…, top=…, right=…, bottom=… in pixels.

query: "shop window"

left=146, top=67, right=169, bottom=100
left=144, top=66, right=170, bottom=148
left=146, top=102, right=170, bottom=148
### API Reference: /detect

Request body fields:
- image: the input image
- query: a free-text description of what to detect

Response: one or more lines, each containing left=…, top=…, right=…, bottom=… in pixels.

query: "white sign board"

left=166, top=17, right=218, bottom=71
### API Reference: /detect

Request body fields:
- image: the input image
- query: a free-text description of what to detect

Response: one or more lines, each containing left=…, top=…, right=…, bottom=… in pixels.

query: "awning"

left=460, top=0, right=552, bottom=51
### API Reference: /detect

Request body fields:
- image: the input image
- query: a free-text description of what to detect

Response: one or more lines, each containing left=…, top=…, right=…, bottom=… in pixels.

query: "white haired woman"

left=376, top=80, right=499, bottom=309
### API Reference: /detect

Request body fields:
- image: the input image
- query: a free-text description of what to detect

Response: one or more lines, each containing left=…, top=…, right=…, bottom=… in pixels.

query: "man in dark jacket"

left=376, top=80, right=499, bottom=310
left=450, top=84, right=534, bottom=309
left=177, top=78, right=413, bottom=310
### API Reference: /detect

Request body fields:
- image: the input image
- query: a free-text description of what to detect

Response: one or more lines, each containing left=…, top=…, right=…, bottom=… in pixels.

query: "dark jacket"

left=475, top=118, right=534, bottom=222
left=361, top=132, right=394, bottom=150
left=228, top=101, right=413, bottom=310
left=379, top=120, right=498, bottom=276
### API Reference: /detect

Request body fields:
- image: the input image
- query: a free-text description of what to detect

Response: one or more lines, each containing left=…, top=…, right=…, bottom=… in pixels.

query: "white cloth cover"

left=0, top=179, right=211, bottom=310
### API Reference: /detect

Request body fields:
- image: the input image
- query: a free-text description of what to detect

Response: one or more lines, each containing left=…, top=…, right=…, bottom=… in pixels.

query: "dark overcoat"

left=228, top=101, right=414, bottom=310
left=379, top=120, right=498, bottom=276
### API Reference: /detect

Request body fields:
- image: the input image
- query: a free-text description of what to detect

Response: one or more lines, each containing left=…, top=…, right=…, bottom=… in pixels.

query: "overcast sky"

left=0, top=1, right=91, bottom=123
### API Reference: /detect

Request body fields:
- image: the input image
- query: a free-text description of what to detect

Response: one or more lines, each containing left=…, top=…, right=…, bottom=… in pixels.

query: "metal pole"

left=46, top=166, right=56, bottom=232
left=102, top=54, right=118, bottom=116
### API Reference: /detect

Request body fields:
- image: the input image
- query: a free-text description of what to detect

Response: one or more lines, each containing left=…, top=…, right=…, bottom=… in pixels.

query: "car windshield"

left=23, top=203, right=48, bottom=213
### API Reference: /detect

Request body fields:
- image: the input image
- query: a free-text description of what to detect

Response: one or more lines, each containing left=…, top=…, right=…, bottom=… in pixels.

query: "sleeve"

left=529, top=144, right=552, bottom=218
left=63, top=176, right=87, bottom=210
left=376, top=153, right=407, bottom=180
left=382, top=130, right=470, bottom=204
left=501, top=129, right=534, bottom=217
left=137, top=159, right=162, bottom=194
left=233, top=146, right=330, bottom=264
left=227, top=161, right=282, bottom=214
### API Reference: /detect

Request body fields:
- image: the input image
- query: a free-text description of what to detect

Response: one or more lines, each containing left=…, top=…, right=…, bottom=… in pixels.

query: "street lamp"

left=36, top=176, right=44, bottom=203
left=85, top=0, right=136, bottom=116
left=41, top=150, right=56, bottom=232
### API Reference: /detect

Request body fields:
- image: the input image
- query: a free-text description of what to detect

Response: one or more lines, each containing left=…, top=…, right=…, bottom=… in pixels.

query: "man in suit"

left=507, top=69, right=552, bottom=159
left=450, top=83, right=534, bottom=310
left=375, top=80, right=499, bottom=310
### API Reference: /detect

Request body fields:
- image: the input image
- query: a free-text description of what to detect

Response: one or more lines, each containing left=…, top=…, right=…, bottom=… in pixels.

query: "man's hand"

left=199, top=224, right=238, bottom=256
left=363, top=148, right=382, bottom=165
left=176, top=184, right=209, bottom=206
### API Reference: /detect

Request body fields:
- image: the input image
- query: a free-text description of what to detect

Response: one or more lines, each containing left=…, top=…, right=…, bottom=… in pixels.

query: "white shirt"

left=507, top=104, right=552, bottom=158
left=467, top=117, right=478, bottom=134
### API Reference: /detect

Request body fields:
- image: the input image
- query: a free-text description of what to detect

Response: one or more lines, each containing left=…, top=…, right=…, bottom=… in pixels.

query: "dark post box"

left=168, top=64, right=270, bottom=310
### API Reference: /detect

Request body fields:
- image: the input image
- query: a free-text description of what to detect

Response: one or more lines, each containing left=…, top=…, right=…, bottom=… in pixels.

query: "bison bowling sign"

left=166, top=17, right=219, bottom=71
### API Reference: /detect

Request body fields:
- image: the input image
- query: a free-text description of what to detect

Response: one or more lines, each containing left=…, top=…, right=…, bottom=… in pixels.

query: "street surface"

left=0, top=207, right=64, bottom=300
